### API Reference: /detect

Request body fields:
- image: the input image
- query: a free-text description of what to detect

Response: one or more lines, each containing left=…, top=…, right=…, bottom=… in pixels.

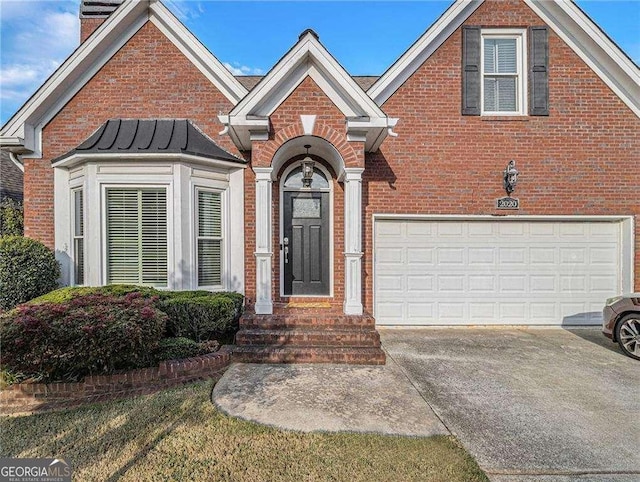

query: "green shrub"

left=152, top=337, right=203, bottom=362
left=0, top=292, right=167, bottom=382
left=26, top=285, right=243, bottom=342
left=30, top=285, right=160, bottom=304
left=0, top=368, right=24, bottom=390
left=0, top=236, right=60, bottom=310
left=0, top=198, right=23, bottom=237
left=197, top=339, right=220, bottom=354
left=161, top=292, right=244, bottom=342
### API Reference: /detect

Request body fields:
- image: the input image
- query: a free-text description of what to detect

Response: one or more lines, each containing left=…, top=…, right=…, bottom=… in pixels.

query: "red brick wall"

left=363, top=0, right=640, bottom=311
left=27, top=21, right=240, bottom=247
left=80, top=18, right=105, bottom=43
left=269, top=76, right=346, bottom=144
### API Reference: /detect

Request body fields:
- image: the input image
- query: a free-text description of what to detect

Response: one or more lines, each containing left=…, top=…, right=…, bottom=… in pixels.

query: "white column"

left=343, top=167, right=364, bottom=315
left=254, top=167, right=274, bottom=314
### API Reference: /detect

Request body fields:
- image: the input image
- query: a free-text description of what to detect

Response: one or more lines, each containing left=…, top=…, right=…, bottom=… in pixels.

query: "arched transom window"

left=283, top=166, right=330, bottom=190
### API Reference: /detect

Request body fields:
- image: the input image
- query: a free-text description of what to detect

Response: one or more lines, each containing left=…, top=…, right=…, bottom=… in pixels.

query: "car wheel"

left=615, top=314, right=640, bottom=360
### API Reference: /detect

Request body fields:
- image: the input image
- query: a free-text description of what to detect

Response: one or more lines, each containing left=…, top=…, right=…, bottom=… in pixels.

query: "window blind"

left=484, top=39, right=517, bottom=74
left=484, top=77, right=517, bottom=112
left=106, top=188, right=167, bottom=286
left=483, top=37, right=519, bottom=112
left=73, top=189, right=84, bottom=285
left=197, top=190, right=222, bottom=286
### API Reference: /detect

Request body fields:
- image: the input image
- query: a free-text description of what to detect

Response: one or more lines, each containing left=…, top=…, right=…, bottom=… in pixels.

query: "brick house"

left=1, top=0, right=638, bottom=363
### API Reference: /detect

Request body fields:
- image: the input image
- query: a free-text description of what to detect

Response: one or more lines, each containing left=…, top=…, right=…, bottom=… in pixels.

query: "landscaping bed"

left=0, top=285, right=243, bottom=411
left=0, top=349, right=230, bottom=415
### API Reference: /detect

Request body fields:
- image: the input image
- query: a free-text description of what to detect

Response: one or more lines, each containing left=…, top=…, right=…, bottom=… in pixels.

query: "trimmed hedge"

left=0, top=292, right=167, bottom=382
left=29, top=285, right=160, bottom=305
left=31, top=286, right=243, bottom=342
left=151, top=337, right=220, bottom=363
left=161, top=291, right=244, bottom=342
left=152, top=337, right=203, bottom=362
left=0, top=236, right=60, bottom=310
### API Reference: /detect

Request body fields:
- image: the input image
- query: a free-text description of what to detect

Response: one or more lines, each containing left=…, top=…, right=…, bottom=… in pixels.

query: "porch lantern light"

left=302, top=144, right=315, bottom=188
left=503, top=160, right=519, bottom=195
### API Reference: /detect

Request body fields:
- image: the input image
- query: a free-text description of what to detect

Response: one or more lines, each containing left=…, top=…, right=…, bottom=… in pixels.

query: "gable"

left=42, top=21, right=242, bottom=162
left=222, top=30, right=394, bottom=152
left=368, top=0, right=640, bottom=117
left=269, top=76, right=348, bottom=133
left=0, top=0, right=248, bottom=158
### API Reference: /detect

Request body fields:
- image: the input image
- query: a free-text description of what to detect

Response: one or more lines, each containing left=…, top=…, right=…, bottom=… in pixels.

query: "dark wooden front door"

left=283, top=191, right=330, bottom=296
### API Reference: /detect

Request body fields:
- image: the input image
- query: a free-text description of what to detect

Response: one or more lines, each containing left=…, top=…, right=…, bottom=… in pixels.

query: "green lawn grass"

left=1, top=381, right=488, bottom=481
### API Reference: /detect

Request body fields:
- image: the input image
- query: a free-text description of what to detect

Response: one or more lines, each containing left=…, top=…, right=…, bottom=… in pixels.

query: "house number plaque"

left=496, top=197, right=519, bottom=210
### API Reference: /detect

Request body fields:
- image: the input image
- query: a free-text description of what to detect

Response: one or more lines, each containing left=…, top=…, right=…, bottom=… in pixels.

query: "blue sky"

left=1, top=0, right=638, bottom=124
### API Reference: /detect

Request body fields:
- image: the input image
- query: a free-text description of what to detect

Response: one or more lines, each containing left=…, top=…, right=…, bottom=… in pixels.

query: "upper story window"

left=481, top=30, right=526, bottom=115
left=463, top=26, right=548, bottom=117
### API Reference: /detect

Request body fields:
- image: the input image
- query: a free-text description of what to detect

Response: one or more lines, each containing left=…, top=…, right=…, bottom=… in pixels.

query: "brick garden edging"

left=0, top=347, right=231, bottom=416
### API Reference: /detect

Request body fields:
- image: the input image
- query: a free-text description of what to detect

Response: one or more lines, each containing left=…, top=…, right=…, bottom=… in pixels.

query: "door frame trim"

left=279, top=161, right=334, bottom=298
left=372, top=214, right=635, bottom=323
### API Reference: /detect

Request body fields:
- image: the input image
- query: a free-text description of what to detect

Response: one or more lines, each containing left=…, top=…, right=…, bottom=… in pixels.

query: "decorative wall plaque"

left=496, top=197, right=519, bottom=210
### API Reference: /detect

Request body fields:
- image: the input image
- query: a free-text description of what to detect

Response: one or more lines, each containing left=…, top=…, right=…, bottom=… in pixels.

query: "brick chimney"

left=80, top=0, right=125, bottom=42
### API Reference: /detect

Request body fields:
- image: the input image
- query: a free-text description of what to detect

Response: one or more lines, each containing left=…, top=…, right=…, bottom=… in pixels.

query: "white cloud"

left=1, top=1, right=80, bottom=120
left=0, top=65, right=42, bottom=87
left=223, top=62, right=264, bottom=76
left=163, top=0, right=204, bottom=22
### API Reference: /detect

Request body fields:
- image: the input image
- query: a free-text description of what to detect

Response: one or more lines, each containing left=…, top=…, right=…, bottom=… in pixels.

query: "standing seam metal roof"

left=52, top=119, right=246, bottom=164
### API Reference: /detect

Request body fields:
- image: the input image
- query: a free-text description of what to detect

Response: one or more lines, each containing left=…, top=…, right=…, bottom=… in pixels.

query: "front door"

left=283, top=191, right=330, bottom=295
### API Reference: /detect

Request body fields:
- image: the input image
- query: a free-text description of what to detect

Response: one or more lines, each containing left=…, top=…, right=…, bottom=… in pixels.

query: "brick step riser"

left=240, top=318, right=376, bottom=330
left=231, top=349, right=386, bottom=365
left=235, top=331, right=381, bottom=348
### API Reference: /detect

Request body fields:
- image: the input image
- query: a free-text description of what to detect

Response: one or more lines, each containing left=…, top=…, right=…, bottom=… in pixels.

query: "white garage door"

left=374, top=220, right=623, bottom=326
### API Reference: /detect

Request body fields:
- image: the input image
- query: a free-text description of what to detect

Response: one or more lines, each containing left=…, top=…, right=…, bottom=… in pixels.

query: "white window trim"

left=481, top=28, right=528, bottom=116
left=70, top=187, right=85, bottom=286
left=279, top=161, right=334, bottom=298
left=55, top=159, right=244, bottom=293
left=100, top=183, right=173, bottom=288
left=194, top=186, right=226, bottom=290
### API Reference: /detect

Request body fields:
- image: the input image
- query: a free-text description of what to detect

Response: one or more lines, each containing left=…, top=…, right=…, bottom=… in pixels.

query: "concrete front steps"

left=232, top=308, right=386, bottom=365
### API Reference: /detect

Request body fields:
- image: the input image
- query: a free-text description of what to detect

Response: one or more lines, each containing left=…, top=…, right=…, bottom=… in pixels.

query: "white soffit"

left=0, top=0, right=248, bottom=158
left=368, top=0, right=640, bottom=118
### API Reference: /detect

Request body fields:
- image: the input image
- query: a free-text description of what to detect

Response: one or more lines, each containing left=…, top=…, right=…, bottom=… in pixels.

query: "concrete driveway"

left=381, top=328, right=640, bottom=482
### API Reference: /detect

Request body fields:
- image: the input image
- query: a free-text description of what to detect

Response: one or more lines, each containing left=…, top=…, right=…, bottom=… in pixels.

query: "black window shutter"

left=529, top=26, right=549, bottom=116
left=462, top=26, right=481, bottom=116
